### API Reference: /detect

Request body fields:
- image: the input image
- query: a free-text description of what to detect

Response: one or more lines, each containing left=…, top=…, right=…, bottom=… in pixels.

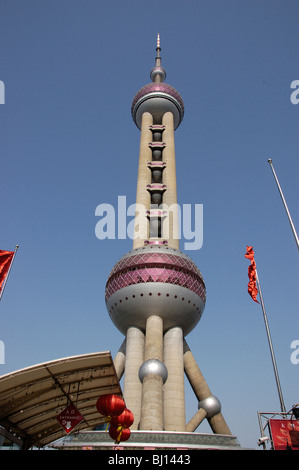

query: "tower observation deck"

left=105, top=35, right=235, bottom=441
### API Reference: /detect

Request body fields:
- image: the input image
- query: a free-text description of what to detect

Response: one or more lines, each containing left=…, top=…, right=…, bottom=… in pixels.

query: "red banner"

left=269, top=418, right=299, bottom=450
left=0, top=250, right=14, bottom=292
left=245, top=246, right=259, bottom=303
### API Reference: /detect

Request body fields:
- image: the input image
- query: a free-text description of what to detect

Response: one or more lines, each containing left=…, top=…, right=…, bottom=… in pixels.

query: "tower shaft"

left=133, top=112, right=179, bottom=249
left=107, top=35, right=232, bottom=437
left=163, top=327, right=185, bottom=431
left=162, top=112, right=179, bottom=249
left=122, top=327, right=144, bottom=429
left=133, top=112, right=152, bottom=249
left=139, top=315, right=164, bottom=430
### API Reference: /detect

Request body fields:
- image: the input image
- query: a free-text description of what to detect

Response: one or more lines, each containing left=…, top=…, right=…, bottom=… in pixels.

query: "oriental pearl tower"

left=105, top=35, right=232, bottom=437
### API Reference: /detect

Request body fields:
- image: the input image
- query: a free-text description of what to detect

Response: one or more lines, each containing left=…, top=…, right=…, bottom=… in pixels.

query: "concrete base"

left=52, top=430, right=242, bottom=450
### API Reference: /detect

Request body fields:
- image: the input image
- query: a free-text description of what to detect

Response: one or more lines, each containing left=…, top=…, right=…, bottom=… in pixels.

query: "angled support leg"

left=114, top=339, right=126, bottom=381
left=183, top=340, right=232, bottom=435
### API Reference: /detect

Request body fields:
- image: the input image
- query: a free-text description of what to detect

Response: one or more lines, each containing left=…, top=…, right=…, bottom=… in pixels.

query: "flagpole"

left=0, top=245, right=19, bottom=301
left=268, top=158, right=299, bottom=251
left=255, top=268, right=286, bottom=413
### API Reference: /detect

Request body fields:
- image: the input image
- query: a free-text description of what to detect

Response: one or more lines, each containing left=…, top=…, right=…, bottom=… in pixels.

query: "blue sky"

left=0, top=0, right=298, bottom=450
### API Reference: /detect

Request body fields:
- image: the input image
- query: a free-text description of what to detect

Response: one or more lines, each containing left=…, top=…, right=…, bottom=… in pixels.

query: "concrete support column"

left=161, top=112, right=179, bottom=250
left=139, top=315, right=164, bottom=430
left=163, top=327, right=185, bottom=431
left=186, top=408, right=207, bottom=432
left=209, top=412, right=232, bottom=436
left=123, top=327, right=145, bottom=430
left=133, top=112, right=153, bottom=249
left=113, top=339, right=126, bottom=381
left=183, top=340, right=232, bottom=435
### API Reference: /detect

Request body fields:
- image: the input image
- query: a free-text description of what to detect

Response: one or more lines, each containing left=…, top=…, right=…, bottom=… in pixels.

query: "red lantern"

left=109, top=425, right=131, bottom=443
left=110, top=408, right=134, bottom=429
left=96, top=394, right=125, bottom=417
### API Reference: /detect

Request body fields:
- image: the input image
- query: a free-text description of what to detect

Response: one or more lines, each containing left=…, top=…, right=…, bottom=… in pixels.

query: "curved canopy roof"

left=0, top=351, right=122, bottom=449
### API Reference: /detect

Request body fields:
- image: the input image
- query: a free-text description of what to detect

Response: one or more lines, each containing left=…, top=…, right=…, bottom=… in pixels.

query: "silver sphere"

left=198, top=396, right=221, bottom=419
left=139, top=359, right=168, bottom=384
left=150, top=66, right=167, bottom=82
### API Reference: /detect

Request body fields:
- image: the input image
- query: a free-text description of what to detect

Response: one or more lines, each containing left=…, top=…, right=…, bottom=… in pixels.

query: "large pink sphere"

left=105, top=245, right=206, bottom=336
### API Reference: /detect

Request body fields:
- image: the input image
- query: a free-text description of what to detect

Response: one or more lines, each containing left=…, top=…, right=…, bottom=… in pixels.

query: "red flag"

left=245, top=246, right=259, bottom=303
left=0, top=250, right=15, bottom=293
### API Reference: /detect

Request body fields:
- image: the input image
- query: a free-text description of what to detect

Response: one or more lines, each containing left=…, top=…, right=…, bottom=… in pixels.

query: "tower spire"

left=156, top=33, right=161, bottom=58
left=151, top=33, right=166, bottom=83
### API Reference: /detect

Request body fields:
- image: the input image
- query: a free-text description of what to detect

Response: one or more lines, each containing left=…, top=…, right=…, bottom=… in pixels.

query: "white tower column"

left=133, top=112, right=153, bottom=249
left=123, top=326, right=145, bottom=430
left=162, top=111, right=179, bottom=250
left=163, top=327, right=185, bottom=431
left=113, top=339, right=126, bottom=380
left=139, top=315, right=165, bottom=430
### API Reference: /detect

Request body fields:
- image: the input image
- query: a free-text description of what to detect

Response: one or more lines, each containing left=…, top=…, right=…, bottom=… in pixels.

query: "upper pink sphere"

left=131, top=82, right=184, bottom=130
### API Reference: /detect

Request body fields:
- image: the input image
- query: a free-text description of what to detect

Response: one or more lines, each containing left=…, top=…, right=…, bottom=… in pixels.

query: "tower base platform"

left=52, top=430, right=242, bottom=450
